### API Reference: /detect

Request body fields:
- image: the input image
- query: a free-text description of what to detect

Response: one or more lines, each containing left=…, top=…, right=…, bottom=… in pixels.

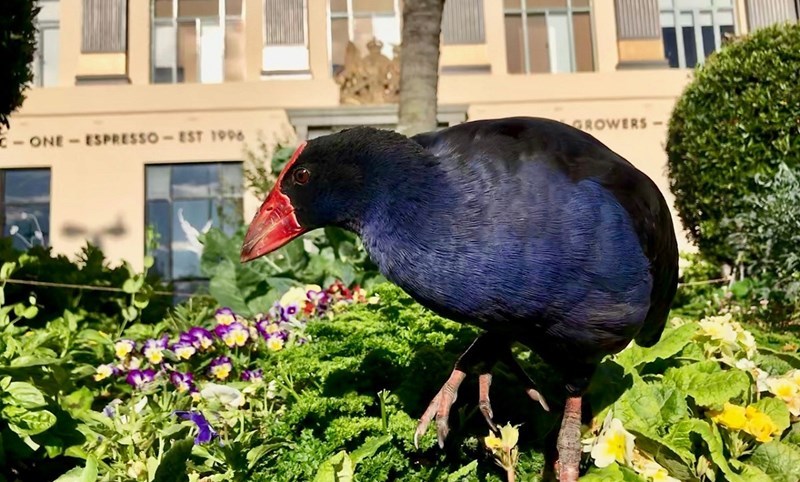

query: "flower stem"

left=506, top=468, right=515, bottom=482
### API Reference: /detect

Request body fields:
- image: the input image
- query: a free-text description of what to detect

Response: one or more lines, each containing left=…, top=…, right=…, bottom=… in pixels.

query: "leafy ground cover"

left=3, top=245, right=800, bottom=481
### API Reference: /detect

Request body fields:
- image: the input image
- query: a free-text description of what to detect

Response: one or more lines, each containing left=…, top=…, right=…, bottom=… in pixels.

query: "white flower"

left=9, top=225, right=19, bottom=235
left=638, top=460, right=680, bottom=482
left=698, top=316, right=738, bottom=345
left=200, top=383, right=245, bottom=408
left=590, top=418, right=635, bottom=468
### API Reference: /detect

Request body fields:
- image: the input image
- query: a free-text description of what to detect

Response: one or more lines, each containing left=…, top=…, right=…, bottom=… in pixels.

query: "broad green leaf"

left=748, top=441, right=800, bottom=482
left=752, top=397, right=790, bottom=434
left=313, top=450, right=353, bottom=482
left=634, top=419, right=695, bottom=481
left=0, top=262, right=16, bottom=281
left=690, top=419, right=746, bottom=482
left=349, top=434, right=392, bottom=466
left=613, top=376, right=688, bottom=435
left=3, top=381, right=47, bottom=409
left=784, top=422, right=800, bottom=447
left=53, top=455, right=98, bottom=482
left=615, top=322, right=698, bottom=371
left=152, top=438, right=194, bottom=482
left=663, top=361, right=750, bottom=409
left=2, top=406, right=57, bottom=436
left=446, top=460, right=478, bottom=481
left=581, top=463, right=646, bottom=481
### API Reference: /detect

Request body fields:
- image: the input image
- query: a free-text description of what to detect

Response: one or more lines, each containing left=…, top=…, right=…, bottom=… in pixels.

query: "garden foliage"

left=666, top=22, right=800, bottom=265
left=0, top=0, right=38, bottom=127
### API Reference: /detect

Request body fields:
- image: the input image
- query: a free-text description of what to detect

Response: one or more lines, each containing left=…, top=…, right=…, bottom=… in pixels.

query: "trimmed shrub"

left=0, top=0, right=38, bottom=127
left=666, top=23, right=800, bottom=264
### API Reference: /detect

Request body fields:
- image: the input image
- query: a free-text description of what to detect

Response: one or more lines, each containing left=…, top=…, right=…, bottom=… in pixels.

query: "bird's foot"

left=555, top=396, right=582, bottom=482
left=414, top=368, right=467, bottom=448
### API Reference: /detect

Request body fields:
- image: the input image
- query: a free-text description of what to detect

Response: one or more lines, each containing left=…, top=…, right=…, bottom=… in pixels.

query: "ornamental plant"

left=666, top=23, right=800, bottom=264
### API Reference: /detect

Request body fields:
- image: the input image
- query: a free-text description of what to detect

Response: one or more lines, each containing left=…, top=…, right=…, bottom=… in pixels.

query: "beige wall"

left=0, top=0, right=702, bottom=270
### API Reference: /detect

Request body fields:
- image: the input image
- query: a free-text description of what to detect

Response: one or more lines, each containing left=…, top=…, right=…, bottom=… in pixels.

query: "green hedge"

left=666, top=23, right=800, bottom=264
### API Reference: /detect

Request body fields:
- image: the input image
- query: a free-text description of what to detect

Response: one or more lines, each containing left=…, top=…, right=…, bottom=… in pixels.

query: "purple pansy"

left=209, top=356, right=233, bottom=380
left=187, top=327, right=214, bottom=350
left=126, top=368, right=156, bottom=388
left=174, top=410, right=218, bottom=444
left=241, top=368, right=263, bottom=382
left=215, top=307, right=236, bottom=326
left=171, top=336, right=197, bottom=360
left=142, top=335, right=169, bottom=364
left=169, top=371, right=195, bottom=393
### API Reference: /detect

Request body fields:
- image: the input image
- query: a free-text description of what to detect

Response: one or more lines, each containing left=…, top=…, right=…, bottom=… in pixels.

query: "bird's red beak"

left=240, top=142, right=309, bottom=263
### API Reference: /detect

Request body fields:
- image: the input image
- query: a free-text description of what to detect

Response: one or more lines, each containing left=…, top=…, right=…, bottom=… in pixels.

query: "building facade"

left=1, top=0, right=798, bottom=291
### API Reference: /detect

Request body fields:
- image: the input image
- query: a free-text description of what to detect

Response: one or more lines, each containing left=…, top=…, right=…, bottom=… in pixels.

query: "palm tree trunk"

left=397, top=0, right=445, bottom=136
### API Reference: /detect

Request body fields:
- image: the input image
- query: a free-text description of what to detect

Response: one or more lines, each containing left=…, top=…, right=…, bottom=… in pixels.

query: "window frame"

left=33, top=0, right=60, bottom=87
left=1, top=168, right=52, bottom=250
left=144, top=161, right=244, bottom=286
left=503, top=0, right=593, bottom=74
left=150, top=0, right=244, bottom=83
left=327, top=0, right=403, bottom=73
left=659, top=0, right=737, bottom=69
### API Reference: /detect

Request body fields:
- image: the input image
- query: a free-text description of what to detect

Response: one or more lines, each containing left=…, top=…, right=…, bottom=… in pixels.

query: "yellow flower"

left=222, top=325, right=249, bottom=347
left=114, top=340, right=135, bottom=359
left=279, top=287, right=308, bottom=308
left=710, top=403, right=748, bottom=431
left=590, top=418, right=635, bottom=468
left=744, top=411, right=779, bottom=443
left=93, top=364, right=114, bottom=381
left=144, top=347, right=164, bottom=364
left=483, top=423, right=520, bottom=473
left=266, top=336, right=285, bottom=352
left=485, top=432, right=503, bottom=451
left=174, top=345, right=196, bottom=360
left=698, top=316, right=738, bottom=345
left=766, top=377, right=798, bottom=402
left=210, top=364, right=231, bottom=380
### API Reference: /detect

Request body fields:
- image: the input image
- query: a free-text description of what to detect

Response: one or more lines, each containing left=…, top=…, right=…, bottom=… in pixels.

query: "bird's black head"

left=240, top=126, right=422, bottom=262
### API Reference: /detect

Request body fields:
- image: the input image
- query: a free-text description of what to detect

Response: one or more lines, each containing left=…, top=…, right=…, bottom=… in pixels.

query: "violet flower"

left=215, top=307, right=236, bottom=326
left=209, top=356, right=233, bottom=380
left=169, top=371, right=195, bottom=393
left=187, top=327, right=214, bottom=350
left=126, top=368, right=156, bottom=388
left=241, top=369, right=263, bottom=382
left=142, top=335, right=169, bottom=364
left=174, top=410, right=218, bottom=444
left=171, top=336, right=196, bottom=360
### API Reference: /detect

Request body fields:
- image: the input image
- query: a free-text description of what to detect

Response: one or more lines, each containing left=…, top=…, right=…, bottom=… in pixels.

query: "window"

left=151, top=0, right=245, bottom=83
left=263, top=0, right=310, bottom=75
left=145, top=163, right=243, bottom=293
left=504, top=0, right=594, bottom=74
left=1, top=169, right=51, bottom=250
left=660, top=0, right=736, bottom=69
left=34, top=0, right=60, bottom=87
left=329, top=0, right=402, bottom=74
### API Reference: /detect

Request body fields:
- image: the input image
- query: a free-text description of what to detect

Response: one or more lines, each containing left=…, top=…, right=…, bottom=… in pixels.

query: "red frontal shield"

left=240, top=142, right=308, bottom=262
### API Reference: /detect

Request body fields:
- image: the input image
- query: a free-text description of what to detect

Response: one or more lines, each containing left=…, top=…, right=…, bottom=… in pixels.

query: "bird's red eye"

left=293, top=167, right=310, bottom=185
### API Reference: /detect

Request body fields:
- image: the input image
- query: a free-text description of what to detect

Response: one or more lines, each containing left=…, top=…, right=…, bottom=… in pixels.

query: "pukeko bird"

left=240, top=117, right=679, bottom=481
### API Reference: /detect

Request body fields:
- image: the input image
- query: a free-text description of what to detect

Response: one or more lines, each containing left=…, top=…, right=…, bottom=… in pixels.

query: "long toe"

left=478, top=373, right=498, bottom=432
left=414, top=369, right=466, bottom=449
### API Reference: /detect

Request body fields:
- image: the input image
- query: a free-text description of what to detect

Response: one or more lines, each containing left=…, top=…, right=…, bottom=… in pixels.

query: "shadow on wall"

left=61, top=216, right=127, bottom=249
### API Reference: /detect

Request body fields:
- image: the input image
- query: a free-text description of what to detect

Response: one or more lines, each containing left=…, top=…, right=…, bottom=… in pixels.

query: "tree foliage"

left=666, top=23, right=800, bottom=264
left=0, top=0, right=39, bottom=128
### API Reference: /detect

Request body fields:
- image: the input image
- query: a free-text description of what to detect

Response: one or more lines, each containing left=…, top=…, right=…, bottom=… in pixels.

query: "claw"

left=478, top=373, right=498, bottom=432
left=414, top=369, right=466, bottom=449
left=526, top=387, right=550, bottom=412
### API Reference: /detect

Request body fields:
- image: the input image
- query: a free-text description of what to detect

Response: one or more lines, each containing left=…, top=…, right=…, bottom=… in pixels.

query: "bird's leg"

left=414, top=333, right=504, bottom=448
left=556, top=395, right=583, bottom=482
left=415, top=333, right=551, bottom=448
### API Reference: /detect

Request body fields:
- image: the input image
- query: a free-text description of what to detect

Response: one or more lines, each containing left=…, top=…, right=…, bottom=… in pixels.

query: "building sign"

left=0, top=129, right=247, bottom=149
left=560, top=117, right=665, bottom=131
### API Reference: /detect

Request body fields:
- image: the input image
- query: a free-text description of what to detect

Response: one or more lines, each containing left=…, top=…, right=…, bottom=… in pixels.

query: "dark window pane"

left=212, top=198, right=243, bottom=235
left=4, top=204, right=50, bottom=248
left=4, top=170, right=50, bottom=204
left=146, top=165, right=171, bottom=200
left=220, top=163, right=243, bottom=197
left=701, top=25, right=716, bottom=59
left=146, top=200, right=172, bottom=278
left=681, top=25, right=697, bottom=68
left=662, top=27, right=678, bottom=68
left=504, top=14, right=524, bottom=73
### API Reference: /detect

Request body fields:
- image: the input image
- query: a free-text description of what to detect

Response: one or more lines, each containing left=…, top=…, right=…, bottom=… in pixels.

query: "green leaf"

left=2, top=406, right=57, bottom=436
left=748, top=441, right=800, bottom=482
left=152, top=438, right=194, bottom=482
left=446, top=460, right=479, bottom=481
left=62, top=387, right=94, bottom=414
left=349, top=434, right=392, bottom=466
left=691, top=419, right=746, bottom=482
left=52, top=455, right=98, bottom=482
left=634, top=419, right=696, bottom=481
left=8, top=355, right=58, bottom=368
left=3, top=381, right=47, bottom=409
left=582, top=463, right=646, bottom=481
left=613, top=376, right=688, bottom=435
left=0, top=262, right=16, bottom=281
left=753, top=396, right=790, bottom=434
left=615, top=322, right=698, bottom=371
left=313, top=450, right=353, bottom=482
left=663, top=360, right=750, bottom=409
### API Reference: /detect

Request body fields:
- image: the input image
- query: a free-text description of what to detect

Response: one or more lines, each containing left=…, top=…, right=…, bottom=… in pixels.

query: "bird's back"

left=361, top=117, right=678, bottom=360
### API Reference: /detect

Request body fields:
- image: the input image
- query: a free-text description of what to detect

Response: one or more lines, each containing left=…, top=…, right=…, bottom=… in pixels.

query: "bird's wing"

left=411, top=117, right=679, bottom=346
